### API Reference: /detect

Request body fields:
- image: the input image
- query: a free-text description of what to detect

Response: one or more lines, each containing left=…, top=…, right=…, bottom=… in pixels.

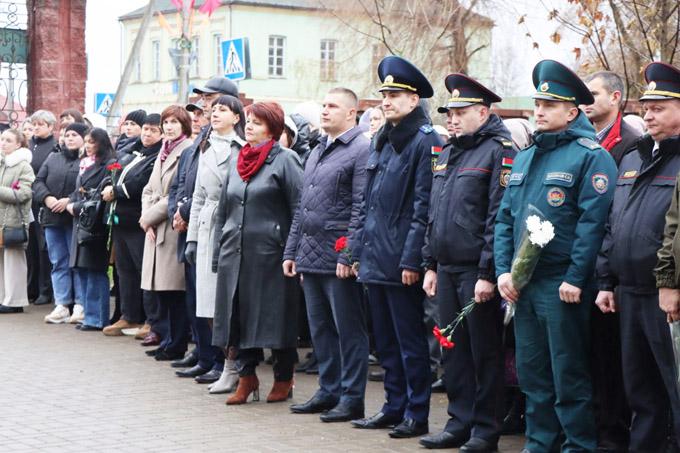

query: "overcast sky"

left=84, top=0, right=577, bottom=113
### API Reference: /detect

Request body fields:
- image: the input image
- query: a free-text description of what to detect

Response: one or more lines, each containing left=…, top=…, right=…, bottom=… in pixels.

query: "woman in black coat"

left=34, top=122, right=87, bottom=325
left=101, top=114, right=163, bottom=337
left=212, top=102, right=303, bottom=405
left=66, top=128, right=115, bottom=331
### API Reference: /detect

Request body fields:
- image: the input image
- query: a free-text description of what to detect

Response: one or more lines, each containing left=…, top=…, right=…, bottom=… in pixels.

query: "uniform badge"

left=648, top=81, right=657, bottom=91
left=546, top=187, right=566, bottom=207
left=500, top=168, right=511, bottom=187
left=431, top=146, right=443, bottom=172
left=622, top=170, right=638, bottom=179
left=592, top=173, right=609, bottom=194
left=502, top=157, right=513, bottom=168
left=451, top=89, right=460, bottom=98
left=546, top=172, right=573, bottom=183
left=433, top=163, right=448, bottom=172
left=540, top=82, right=550, bottom=92
left=384, top=75, right=394, bottom=84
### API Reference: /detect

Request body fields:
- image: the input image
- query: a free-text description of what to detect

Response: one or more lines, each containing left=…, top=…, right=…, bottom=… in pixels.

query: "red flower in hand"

left=107, top=162, right=122, bottom=172
left=440, top=338, right=455, bottom=349
left=10, top=180, right=19, bottom=190
left=433, top=326, right=443, bottom=340
left=334, top=236, right=348, bottom=253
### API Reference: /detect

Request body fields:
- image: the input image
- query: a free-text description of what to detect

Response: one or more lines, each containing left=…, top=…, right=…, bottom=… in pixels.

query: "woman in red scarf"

left=212, top=102, right=303, bottom=405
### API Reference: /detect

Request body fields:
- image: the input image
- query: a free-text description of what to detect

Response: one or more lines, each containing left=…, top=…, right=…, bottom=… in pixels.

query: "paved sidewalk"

left=0, top=304, right=524, bottom=452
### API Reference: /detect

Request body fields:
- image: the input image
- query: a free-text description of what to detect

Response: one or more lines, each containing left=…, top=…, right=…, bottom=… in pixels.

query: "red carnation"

left=10, top=180, right=19, bottom=190
left=334, top=236, right=348, bottom=253
left=107, top=162, right=122, bottom=172
left=440, top=338, right=455, bottom=349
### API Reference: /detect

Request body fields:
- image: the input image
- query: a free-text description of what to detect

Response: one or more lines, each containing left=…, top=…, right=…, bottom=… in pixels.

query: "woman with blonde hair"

left=0, top=128, right=35, bottom=313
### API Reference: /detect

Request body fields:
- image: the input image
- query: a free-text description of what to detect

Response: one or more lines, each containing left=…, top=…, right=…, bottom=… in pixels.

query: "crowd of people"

left=2, top=54, right=680, bottom=453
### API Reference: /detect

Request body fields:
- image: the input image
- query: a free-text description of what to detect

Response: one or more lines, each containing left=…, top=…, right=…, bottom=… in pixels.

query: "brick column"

left=27, top=0, right=86, bottom=115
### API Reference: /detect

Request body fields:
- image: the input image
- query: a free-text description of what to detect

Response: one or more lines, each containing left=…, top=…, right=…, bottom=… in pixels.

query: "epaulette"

left=419, top=124, right=433, bottom=134
left=576, top=137, right=602, bottom=151
left=492, top=136, right=514, bottom=149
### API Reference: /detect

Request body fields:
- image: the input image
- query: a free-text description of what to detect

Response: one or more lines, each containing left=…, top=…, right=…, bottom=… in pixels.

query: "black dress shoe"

left=431, top=378, right=446, bottom=393
left=171, top=353, right=199, bottom=368
left=146, top=347, right=164, bottom=357
left=368, top=370, right=384, bottom=382
left=460, top=437, right=498, bottom=453
left=194, top=368, right=221, bottom=383
left=389, top=418, right=428, bottom=438
left=33, top=295, right=52, bottom=306
left=320, top=401, right=364, bottom=422
left=79, top=324, right=102, bottom=331
left=419, top=430, right=468, bottom=449
left=351, top=411, right=402, bottom=429
left=290, top=394, right=338, bottom=414
left=0, top=305, right=23, bottom=313
left=175, top=364, right=210, bottom=378
left=155, top=350, right=185, bottom=361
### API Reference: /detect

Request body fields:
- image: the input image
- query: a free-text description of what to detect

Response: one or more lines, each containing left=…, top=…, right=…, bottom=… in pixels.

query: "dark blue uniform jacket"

left=423, top=114, right=516, bottom=280
left=598, top=134, right=680, bottom=291
left=352, top=105, right=443, bottom=285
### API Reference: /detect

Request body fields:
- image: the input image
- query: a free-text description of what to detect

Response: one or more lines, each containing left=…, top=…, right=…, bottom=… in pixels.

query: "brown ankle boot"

left=266, top=379, right=294, bottom=403
left=226, top=375, right=259, bottom=405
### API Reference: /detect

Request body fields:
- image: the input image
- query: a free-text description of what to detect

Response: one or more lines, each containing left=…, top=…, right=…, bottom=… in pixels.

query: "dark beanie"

left=124, top=109, right=147, bottom=127
left=143, top=113, right=161, bottom=127
left=65, top=122, right=89, bottom=139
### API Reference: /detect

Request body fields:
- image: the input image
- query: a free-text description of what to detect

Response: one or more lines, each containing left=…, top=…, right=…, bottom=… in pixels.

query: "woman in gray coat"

left=0, top=129, right=35, bottom=313
left=212, top=102, right=303, bottom=405
left=186, top=95, right=245, bottom=393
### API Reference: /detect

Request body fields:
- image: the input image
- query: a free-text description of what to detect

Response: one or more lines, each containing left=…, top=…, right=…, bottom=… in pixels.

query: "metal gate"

left=0, top=0, right=27, bottom=128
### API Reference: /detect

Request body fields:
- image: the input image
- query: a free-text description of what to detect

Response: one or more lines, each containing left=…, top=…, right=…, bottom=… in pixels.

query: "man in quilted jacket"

left=283, top=87, right=370, bottom=423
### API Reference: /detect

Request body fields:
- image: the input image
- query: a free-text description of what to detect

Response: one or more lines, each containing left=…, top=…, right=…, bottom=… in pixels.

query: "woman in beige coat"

left=140, top=105, right=193, bottom=361
left=0, top=129, right=35, bottom=313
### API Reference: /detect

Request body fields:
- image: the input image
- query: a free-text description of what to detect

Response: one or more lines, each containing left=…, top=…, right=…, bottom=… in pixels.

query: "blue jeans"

left=44, top=225, right=80, bottom=306
left=302, top=274, right=368, bottom=405
left=75, top=268, right=110, bottom=328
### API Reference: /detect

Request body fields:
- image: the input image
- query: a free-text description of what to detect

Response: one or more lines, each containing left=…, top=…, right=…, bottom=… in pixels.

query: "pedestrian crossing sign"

left=94, top=93, right=115, bottom=115
left=221, top=38, right=250, bottom=81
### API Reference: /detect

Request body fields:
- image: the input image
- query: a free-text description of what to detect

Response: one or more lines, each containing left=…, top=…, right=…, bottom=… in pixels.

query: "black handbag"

left=38, top=205, right=66, bottom=227
left=76, top=181, right=108, bottom=245
left=0, top=191, right=28, bottom=247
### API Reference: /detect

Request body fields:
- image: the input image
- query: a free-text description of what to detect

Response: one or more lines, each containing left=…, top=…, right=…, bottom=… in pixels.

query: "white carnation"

left=525, top=215, right=543, bottom=234
left=529, top=219, right=555, bottom=247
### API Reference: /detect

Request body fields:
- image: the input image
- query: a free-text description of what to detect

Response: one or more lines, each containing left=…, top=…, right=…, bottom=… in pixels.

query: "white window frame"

left=213, top=33, right=223, bottom=75
left=152, top=40, right=161, bottom=81
left=268, top=35, right=285, bottom=78
left=320, top=39, right=337, bottom=82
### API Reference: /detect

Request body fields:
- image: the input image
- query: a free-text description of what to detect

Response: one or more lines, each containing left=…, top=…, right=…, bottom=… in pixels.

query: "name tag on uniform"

left=545, top=172, right=573, bottom=183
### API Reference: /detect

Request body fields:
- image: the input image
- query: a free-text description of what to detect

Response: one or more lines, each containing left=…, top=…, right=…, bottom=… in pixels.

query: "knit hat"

left=124, top=109, right=147, bottom=127
left=143, top=113, right=161, bottom=127
left=65, top=122, right=89, bottom=139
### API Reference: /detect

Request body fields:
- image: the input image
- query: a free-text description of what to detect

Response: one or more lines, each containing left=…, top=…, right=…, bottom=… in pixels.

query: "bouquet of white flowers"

left=504, top=207, right=555, bottom=325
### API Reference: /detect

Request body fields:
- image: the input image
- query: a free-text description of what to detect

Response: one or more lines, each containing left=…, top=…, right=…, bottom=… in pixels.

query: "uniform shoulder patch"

left=419, top=124, right=434, bottom=134
left=576, top=137, right=602, bottom=150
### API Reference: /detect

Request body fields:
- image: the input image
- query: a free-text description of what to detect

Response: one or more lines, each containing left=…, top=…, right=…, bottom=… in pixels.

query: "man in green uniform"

left=494, top=60, right=618, bottom=452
